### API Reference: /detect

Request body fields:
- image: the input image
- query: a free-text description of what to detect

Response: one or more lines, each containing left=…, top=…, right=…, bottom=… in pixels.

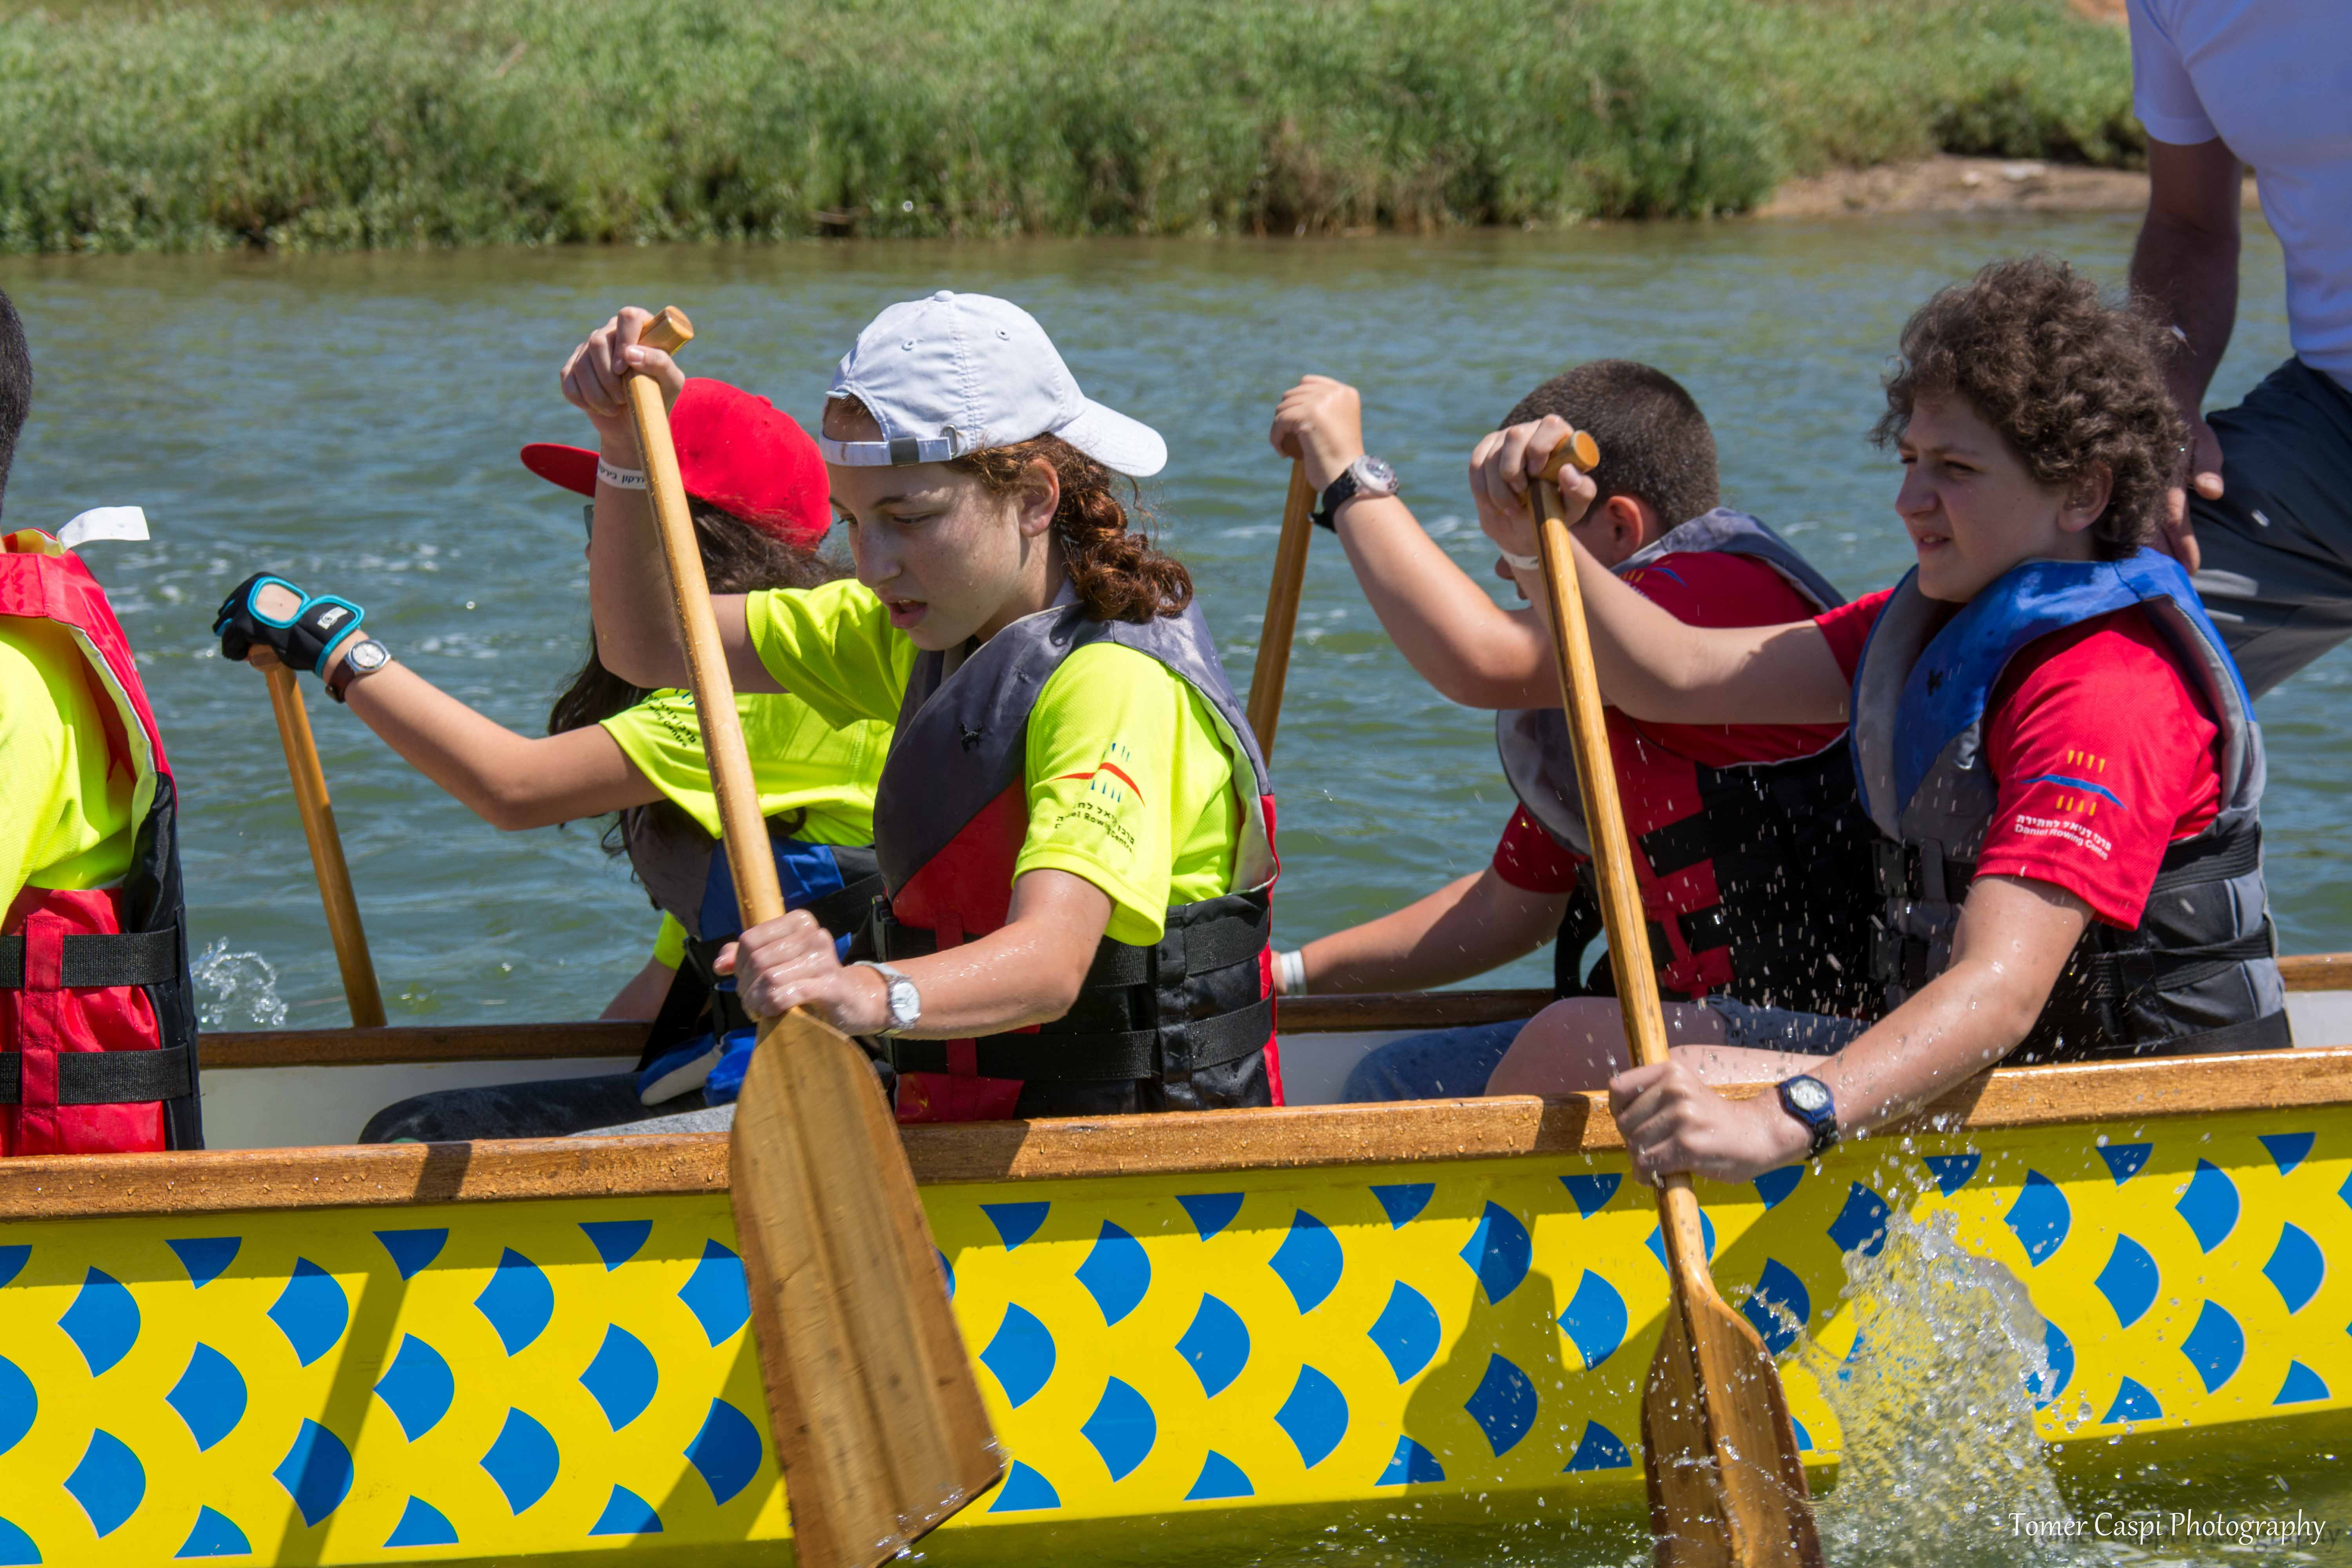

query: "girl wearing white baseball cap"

left=564, top=292, right=1279, bottom=1123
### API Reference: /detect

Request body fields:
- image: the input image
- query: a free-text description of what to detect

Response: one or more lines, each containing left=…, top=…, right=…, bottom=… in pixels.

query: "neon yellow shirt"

left=597, top=688, right=888, bottom=850
left=0, top=618, right=135, bottom=907
left=745, top=580, right=1242, bottom=946
left=651, top=912, right=687, bottom=970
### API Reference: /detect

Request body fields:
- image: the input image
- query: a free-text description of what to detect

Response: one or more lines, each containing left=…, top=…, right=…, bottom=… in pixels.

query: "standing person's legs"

left=2190, top=358, right=2352, bottom=697
left=1340, top=1018, right=1532, bottom=1102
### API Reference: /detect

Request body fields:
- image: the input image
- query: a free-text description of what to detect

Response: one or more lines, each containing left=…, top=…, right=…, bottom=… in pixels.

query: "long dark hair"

left=552, top=498, right=844, bottom=854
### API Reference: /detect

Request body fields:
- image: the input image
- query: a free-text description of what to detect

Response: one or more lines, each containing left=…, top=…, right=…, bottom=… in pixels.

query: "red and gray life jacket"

left=0, top=531, right=201, bottom=1154
left=1851, top=550, right=2288, bottom=1060
left=853, top=595, right=1280, bottom=1123
left=1497, top=510, right=1880, bottom=1014
left=621, top=803, right=883, bottom=1066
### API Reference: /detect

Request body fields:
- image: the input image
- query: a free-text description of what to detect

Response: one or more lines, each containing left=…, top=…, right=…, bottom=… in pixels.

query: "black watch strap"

left=1311, top=471, right=1359, bottom=532
left=1777, top=1074, right=1840, bottom=1158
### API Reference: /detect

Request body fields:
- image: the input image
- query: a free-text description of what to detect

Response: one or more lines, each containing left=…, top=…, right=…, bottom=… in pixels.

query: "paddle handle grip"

left=624, top=308, right=787, bottom=931
left=1527, top=434, right=1718, bottom=1281
left=1243, top=459, right=1317, bottom=757
left=253, top=650, right=386, bottom=1028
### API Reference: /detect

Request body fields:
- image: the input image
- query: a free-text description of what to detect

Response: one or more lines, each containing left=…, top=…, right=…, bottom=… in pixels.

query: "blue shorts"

left=1701, top=995, right=1869, bottom=1055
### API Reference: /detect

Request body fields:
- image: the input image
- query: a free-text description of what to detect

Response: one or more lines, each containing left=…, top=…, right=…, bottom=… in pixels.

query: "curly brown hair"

left=1872, top=256, right=2184, bottom=560
left=950, top=436, right=1193, bottom=622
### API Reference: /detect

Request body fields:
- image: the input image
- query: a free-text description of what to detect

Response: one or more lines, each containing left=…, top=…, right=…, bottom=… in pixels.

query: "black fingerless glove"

left=213, top=573, right=368, bottom=674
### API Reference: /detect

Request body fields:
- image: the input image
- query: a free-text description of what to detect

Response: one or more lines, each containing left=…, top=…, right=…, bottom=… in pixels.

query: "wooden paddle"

left=1527, top=441, right=1821, bottom=1568
left=1243, top=458, right=1316, bottom=755
left=621, top=307, right=1003, bottom=1567
left=248, top=646, right=386, bottom=1028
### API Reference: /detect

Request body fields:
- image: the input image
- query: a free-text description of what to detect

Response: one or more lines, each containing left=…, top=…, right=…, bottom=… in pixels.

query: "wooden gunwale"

left=16, top=1045, right=2351, bottom=1222
left=196, top=950, right=2350, bottom=1069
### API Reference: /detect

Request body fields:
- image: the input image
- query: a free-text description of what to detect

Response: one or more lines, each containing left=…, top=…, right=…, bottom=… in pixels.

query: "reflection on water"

left=0, top=214, right=2326, bottom=1027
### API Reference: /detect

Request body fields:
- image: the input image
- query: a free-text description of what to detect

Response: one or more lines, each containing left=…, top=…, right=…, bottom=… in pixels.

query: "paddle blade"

left=1641, top=1289, right=1821, bottom=1568
left=729, top=1009, right=1004, bottom=1566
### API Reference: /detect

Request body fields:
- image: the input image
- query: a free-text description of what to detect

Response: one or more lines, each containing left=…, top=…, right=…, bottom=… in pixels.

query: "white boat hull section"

left=193, top=988, right=2352, bottom=1151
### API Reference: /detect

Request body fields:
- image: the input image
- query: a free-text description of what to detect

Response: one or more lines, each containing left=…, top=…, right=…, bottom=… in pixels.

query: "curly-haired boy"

left=1468, top=256, right=2287, bottom=1183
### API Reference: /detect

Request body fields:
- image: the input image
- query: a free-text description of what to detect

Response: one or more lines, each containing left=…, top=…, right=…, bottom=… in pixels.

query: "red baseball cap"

left=521, top=377, right=831, bottom=547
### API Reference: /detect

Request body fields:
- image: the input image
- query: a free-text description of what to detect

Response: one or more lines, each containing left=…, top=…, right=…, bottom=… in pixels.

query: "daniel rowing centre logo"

left=2013, top=749, right=2120, bottom=860
left=1058, top=742, right=1144, bottom=806
left=2027, top=749, right=2125, bottom=817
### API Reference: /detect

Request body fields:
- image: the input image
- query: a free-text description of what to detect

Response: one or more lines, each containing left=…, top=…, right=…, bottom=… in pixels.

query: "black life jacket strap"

left=0, top=1044, right=196, bottom=1105
left=2085, top=923, right=2281, bottom=998
left=634, top=960, right=717, bottom=1073
left=876, top=996, right=1273, bottom=1083
left=2150, top=817, right=2263, bottom=887
left=2050, top=1007, right=2292, bottom=1061
left=0, top=926, right=181, bottom=990
left=799, top=870, right=889, bottom=941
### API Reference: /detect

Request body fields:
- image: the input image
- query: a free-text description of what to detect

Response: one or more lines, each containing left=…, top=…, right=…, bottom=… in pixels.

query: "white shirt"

left=2129, top=0, right=2352, bottom=389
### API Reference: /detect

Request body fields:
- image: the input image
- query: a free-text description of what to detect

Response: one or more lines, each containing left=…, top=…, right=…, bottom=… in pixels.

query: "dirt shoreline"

left=1756, top=153, right=2259, bottom=219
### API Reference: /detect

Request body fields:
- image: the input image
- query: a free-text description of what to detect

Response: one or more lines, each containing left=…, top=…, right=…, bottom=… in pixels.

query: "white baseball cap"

left=820, top=291, right=1167, bottom=477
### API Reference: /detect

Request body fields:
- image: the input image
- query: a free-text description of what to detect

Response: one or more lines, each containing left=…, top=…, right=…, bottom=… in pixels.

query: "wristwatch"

left=325, top=638, right=391, bottom=704
left=1311, top=454, right=1400, bottom=530
left=854, top=961, right=922, bottom=1037
left=1776, top=1074, right=1840, bottom=1159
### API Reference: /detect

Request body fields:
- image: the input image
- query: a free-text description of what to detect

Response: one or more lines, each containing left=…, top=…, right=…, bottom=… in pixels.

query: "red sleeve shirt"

left=1492, top=804, right=1583, bottom=894
left=1810, top=593, right=2222, bottom=929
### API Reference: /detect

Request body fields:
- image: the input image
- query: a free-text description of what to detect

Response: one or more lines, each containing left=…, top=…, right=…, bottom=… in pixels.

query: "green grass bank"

left=0, top=0, right=2139, bottom=254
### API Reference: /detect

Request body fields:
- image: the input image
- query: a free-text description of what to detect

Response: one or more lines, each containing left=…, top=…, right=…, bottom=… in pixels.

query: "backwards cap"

left=522, top=378, right=831, bottom=547
left=820, top=291, right=1165, bottom=477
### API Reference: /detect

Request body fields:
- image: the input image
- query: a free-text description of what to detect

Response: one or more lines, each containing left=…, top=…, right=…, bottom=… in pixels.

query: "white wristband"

left=597, top=459, right=648, bottom=491
left=1500, top=548, right=1541, bottom=572
left=1274, top=949, right=1307, bottom=998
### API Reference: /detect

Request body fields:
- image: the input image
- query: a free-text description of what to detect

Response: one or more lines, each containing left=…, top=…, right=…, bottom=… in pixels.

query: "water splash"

left=192, top=938, right=287, bottom=1028
left=1796, top=1205, right=2087, bottom=1568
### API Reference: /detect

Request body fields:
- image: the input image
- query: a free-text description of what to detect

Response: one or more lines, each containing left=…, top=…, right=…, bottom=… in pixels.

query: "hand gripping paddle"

left=1527, top=439, right=1822, bottom=1568
left=623, top=308, right=1004, bottom=1566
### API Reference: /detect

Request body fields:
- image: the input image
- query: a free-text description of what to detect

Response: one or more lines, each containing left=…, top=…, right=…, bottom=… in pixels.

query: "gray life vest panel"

left=858, top=590, right=1279, bottom=1117
left=1851, top=550, right=2287, bottom=1060
left=1496, top=510, right=1880, bottom=1014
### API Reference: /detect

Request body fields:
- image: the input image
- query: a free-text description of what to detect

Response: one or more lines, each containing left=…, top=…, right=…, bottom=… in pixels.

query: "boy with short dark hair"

left=1265, top=360, right=1878, bottom=1100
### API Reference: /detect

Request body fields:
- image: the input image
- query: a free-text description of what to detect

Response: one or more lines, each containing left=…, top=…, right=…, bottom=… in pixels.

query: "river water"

left=1, top=214, right=2341, bottom=1561
left=1, top=212, right=2328, bottom=1026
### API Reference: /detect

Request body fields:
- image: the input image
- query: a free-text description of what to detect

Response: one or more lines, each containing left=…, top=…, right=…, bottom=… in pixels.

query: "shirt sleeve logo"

left=1055, top=742, right=1145, bottom=805
left=2026, top=749, right=2125, bottom=817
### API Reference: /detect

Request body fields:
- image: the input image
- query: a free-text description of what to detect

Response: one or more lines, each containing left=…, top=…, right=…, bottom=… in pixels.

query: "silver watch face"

left=347, top=639, right=390, bottom=673
left=1784, top=1076, right=1831, bottom=1114
left=885, top=976, right=921, bottom=1029
left=1352, top=455, right=1399, bottom=498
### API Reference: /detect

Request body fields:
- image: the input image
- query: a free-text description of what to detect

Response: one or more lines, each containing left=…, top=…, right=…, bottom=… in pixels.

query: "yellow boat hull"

left=0, top=1056, right=2345, bottom=1564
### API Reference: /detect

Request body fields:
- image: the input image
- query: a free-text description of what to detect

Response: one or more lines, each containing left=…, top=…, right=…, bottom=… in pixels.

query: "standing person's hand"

left=558, top=307, right=688, bottom=461
left=1269, top=376, right=1367, bottom=492
left=1468, top=417, right=1597, bottom=564
left=2158, top=411, right=2225, bottom=572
